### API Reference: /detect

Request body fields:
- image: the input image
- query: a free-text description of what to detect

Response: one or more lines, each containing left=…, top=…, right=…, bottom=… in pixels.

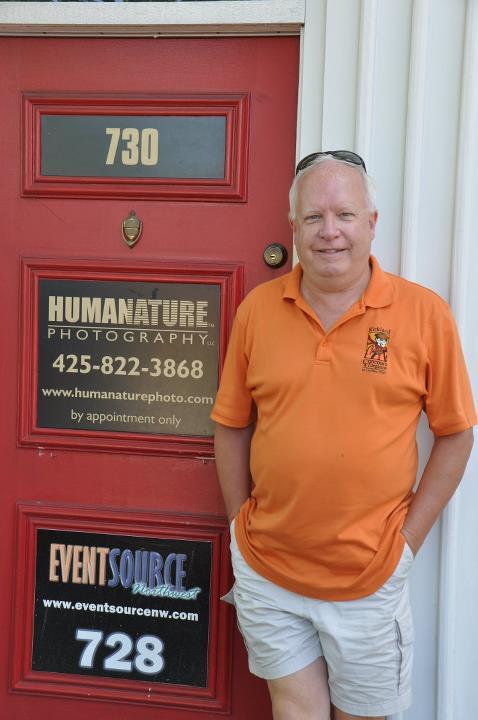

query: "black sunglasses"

left=295, top=150, right=367, bottom=175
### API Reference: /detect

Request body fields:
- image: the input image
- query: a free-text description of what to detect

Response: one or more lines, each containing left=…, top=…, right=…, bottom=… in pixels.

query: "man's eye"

left=339, top=212, right=354, bottom=219
left=305, top=214, right=320, bottom=222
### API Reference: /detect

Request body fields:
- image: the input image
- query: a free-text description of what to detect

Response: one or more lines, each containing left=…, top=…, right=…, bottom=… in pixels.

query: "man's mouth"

left=318, top=249, right=345, bottom=253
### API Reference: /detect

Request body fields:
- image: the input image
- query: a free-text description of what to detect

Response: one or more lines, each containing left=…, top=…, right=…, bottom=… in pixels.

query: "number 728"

left=75, top=628, right=165, bottom=675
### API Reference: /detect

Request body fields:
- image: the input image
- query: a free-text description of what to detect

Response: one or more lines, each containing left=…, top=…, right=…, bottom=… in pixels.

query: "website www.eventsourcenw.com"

left=42, top=598, right=199, bottom=622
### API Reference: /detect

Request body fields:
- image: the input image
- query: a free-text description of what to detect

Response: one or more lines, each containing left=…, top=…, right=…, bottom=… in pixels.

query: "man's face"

left=290, top=161, right=378, bottom=287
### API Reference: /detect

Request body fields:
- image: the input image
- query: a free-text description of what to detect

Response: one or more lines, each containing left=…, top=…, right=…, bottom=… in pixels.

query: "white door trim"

left=0, top=0, right=304, bottom=36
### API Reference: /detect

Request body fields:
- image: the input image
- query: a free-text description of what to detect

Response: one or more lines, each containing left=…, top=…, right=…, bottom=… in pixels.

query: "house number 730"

left=105, top=127, right=159, bottom=166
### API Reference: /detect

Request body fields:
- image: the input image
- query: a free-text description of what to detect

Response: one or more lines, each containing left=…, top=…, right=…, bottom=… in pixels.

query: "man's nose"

left=319, top=214, right=340, bottom=239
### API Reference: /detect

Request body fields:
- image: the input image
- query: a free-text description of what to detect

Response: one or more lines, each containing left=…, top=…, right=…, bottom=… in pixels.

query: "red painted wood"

left=0, top=36, right=299, bottom=719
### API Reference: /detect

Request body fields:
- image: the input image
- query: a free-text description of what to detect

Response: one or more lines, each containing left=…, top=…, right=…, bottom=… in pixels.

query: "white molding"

left=296, top=0, right=326, bottom=160
left=0, top=1, right=304, bottom=36
left=437, top=511, right=458, bottom=720
left=400, top=0, right=430, bottom=281
left=355, top=0, right=379, bottom=169
left=320, top=0, right=361, bottom=150
left=449, top=0, right=478, bottom=332
left=293, top=0, right=326, bottom=265
left=437, top=2, right=478, bottom=719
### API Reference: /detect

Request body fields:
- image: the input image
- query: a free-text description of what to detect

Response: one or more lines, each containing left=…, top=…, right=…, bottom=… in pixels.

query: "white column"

left=400, top=0, right=430, bottom=282
left=296, top=0, right=327, bottom=161
left=438, top=1, right=478, bottom=718
left=355, top=0, right=379, bottom=168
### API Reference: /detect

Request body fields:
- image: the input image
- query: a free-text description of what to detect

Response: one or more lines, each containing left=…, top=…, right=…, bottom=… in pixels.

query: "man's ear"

left=289, top=215, right=296, bottom=231
left=369, top=210, right=378, bottom=238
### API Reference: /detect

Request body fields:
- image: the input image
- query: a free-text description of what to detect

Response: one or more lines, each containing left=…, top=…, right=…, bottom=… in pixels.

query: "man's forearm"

left=401, top=428, right=474, bottom=555
left=214, top=422, right=254, bottom=523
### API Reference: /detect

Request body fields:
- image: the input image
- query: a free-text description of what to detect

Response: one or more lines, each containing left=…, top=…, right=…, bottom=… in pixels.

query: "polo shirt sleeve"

left=210, top=313, right=255, bottom=428
left=424, top=299, right=477, bottom=435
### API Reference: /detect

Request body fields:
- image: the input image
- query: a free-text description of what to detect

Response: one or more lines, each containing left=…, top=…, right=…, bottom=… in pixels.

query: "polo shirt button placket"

left=316, top=337, right=332, bottom=363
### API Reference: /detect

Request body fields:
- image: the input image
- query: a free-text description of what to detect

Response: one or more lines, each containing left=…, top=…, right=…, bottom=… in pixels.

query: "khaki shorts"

left=226, top=523, right=414, bottom=717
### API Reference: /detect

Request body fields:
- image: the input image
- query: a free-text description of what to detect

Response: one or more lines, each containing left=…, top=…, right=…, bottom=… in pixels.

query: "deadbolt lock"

left=263, top=243, right=288, bottom=269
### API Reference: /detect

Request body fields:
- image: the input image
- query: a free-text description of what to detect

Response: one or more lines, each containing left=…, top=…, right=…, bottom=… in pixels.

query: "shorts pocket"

left=395, top=611, right=414, bottom=693
left=235, top=611, right=252, bottom=653
left=220, top=586, right=235, bottom=605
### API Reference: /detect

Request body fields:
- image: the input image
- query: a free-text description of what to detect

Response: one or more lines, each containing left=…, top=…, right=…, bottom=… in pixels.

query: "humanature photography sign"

left=37, top=278, right=220, bottom=436
left=32, top=529, right=211, bottom=686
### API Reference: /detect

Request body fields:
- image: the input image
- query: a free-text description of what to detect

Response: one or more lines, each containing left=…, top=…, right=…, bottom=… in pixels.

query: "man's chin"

left=315, top=256, right=349, bottom=277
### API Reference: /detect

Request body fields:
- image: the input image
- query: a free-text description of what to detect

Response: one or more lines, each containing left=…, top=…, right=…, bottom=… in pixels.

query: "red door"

left=1, top=37, right=298, bottom=720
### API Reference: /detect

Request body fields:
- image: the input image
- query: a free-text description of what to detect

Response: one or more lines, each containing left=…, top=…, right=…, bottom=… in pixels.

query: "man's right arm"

left=214, top=422, right=254, bottom=523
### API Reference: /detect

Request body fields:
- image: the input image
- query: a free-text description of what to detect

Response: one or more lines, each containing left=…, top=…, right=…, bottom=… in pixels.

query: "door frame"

left=0, top=26, right=305, bottom=712
left=0, top=0, right=304, bottom=37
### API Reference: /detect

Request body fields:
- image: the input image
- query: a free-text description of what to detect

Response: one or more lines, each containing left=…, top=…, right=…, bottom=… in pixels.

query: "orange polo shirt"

left=211, top=256, right=477, bottom=600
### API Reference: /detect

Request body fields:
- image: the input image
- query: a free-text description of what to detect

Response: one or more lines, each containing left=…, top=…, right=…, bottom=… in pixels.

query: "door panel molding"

left=11, top=502, right=233, bottom=712
left=22, top=93, right=250, bottom=202
left=19, top=257, right=244, bottom=457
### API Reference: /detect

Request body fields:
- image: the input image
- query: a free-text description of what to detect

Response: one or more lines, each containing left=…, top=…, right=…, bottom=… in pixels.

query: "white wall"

left=298, top=2, right=478, bottom=718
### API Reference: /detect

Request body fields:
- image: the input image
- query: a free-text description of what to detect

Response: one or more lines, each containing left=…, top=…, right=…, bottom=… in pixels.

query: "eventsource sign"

left=32, top=529, right=211, bottom=686
left=37, top=279, right=220, bottom=436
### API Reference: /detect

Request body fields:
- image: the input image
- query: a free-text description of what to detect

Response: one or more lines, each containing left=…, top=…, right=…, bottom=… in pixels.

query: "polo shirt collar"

left=364, top=255, right=394, bottom=308
left=283, top=255, right=394, bottom=308
left=283, top=262, right=302, bottom=300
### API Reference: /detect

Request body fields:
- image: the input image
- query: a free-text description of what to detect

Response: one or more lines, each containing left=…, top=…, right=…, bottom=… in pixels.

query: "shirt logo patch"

left=362, top=327, right=391, bottom=374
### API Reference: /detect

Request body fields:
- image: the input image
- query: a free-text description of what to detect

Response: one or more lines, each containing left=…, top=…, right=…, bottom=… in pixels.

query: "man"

left=211, top=151, right=476, bottom=720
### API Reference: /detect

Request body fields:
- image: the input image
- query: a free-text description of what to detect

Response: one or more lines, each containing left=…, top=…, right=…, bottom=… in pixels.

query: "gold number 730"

left=105, top=127, right=159, bottom=166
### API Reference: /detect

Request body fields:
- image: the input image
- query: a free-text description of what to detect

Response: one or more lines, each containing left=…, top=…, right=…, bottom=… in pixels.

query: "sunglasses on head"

left=295, top=150, right=367, bottom=176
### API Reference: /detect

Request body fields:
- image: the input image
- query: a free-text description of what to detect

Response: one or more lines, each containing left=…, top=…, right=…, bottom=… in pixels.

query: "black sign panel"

left=32, top=529, right=211, bottom=687
left=37, top=279, right=220, bottom=436
left=41, top=115, right=226, bottom=178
